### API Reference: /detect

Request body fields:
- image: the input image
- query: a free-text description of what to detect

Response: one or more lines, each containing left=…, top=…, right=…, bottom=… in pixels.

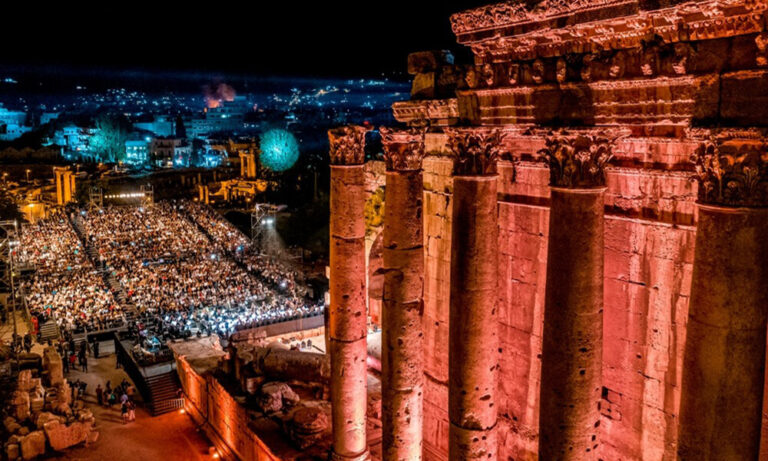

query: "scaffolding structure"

left=140, top=184, right=154, bottom=206
left=250, top=204, right=279, bottom=255
left=88, top=187, right=103, bottom=210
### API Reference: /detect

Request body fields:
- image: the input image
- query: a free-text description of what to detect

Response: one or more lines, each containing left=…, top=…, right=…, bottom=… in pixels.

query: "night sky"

left=2, top=2, right=492, bottom=79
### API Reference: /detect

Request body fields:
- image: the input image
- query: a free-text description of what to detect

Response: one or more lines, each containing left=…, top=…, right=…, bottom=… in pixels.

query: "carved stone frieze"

left=445, top=128, right=507, bottom=176
left=392, top=99, right=460, bottom=127
left=328, top=125, right=369, bottom=165
left=756, top=33, right=768, bottom=67
left=379, top=127, right=426, bottom=171
left=538, top=130, right=617, bottom=188
left=691, top=137, right=768, bottom=207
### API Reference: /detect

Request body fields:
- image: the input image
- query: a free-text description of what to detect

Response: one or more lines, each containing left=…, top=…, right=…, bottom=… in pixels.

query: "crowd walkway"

left=49, top=353, right=211, bottom=461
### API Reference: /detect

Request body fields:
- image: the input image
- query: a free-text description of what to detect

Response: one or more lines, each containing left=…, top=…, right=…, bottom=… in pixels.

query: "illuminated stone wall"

left=176, top=355, right=282, bottom=461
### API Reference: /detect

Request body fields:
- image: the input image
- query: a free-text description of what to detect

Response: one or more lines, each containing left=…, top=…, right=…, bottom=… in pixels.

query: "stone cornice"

left=445, top=128, right=507, bottom=176
left=452, top=0, right=767, bottom=61
left=691, top=137, right=768, bottom=207
left=328, top=125, right=369, bottom=166
left=450, top=0, right=634, bottom=38
left=379, top=127, right=426, bottom=171
left=538, top=130, right=618, bottom=188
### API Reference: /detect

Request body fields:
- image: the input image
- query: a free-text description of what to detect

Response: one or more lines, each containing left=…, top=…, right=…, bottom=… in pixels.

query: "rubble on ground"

left=2, top=347, right=99, bottom=460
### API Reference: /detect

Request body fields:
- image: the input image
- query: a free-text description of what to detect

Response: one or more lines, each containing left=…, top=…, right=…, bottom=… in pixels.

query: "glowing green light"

left=260, top=129, right=300, bottom=172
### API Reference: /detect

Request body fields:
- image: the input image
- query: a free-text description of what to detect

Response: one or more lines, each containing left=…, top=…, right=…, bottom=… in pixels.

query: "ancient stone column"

left=538, top=132, right=615, bottom=460
left=446, top=128, right=503, bottom=460
left=677, top=138, right=768, bottom=460
left=328, top=125, right=370, bottom=461
left=379, top=127, right=426, bottom=461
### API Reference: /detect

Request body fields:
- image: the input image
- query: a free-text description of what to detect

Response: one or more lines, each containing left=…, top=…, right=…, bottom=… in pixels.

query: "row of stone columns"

left=327, top=125, right=768, bottom=461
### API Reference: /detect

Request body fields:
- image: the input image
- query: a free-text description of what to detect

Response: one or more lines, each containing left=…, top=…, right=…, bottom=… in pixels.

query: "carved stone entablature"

left=538, top=130, right=618, bottom=188
left=329, top=125, right=369, bottom=166
left=392, top=99, right=460, bottom=127
left=445, top=128, right=508, bottom=176
left=452, top=0, right=767, bottom=63
left=379, top=127, right=426, bottom=171
left=450, top=0, right=631, bottom=37
left=691, top=137, right=768, bottom=207
left=464, top=74, right=711, bottom=127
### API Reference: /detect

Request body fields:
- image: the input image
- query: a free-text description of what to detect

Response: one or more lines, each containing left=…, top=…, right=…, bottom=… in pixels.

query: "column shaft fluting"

left=539, top=188, right=605, bottom=460
left=677, top=205, right=768, bottom=460
left=329, top=126, right=369, bottom=461
left=380, top=128, right=425, bottom=461
left=449, top=175, right=499, bottom=460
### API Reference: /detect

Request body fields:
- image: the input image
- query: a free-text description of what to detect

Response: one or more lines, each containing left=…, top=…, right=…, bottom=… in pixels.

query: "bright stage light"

left=259, top=129, right=300, bottom=172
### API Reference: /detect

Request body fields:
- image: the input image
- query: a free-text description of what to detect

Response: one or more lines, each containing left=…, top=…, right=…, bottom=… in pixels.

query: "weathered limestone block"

left=288, top=407, right=329, bottom=449
left=42, top=347, right=64, bottom=386
left=258, top=382, right=300, bottom=414
left=12, top=391, right=30, bottom=421
left=44, top=419, right=93, bottom=451
left=17, top=370, right=33, bottom=393
left=19, top=431, right=45, bottom=460
left=35, top=412, right=60, bottom=430
left=257, top=348, right=331, bottom=383
left=76, top=409, right=94, bottom=424
left=4, top=416, right=22, bottom=434
left=6, top=442, right=19, bottom=460
left=30, top=397, right=44, bottom=413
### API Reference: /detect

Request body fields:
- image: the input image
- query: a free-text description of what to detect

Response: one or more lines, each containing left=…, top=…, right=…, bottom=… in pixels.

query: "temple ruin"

left=169, top=0, right=768, bottom=459
left=379, top=0, right=768, bottom=459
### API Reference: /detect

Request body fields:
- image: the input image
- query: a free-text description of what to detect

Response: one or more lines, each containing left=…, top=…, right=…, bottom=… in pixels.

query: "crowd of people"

left=17, top=201, right=322, bottom=344
left=19, top=210, right=122, bottom=333
left=184, top=201, right=308, bottom=297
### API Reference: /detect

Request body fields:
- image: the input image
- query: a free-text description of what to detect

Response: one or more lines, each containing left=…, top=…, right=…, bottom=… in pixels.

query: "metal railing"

left=152, top=397, right=185, bottom=416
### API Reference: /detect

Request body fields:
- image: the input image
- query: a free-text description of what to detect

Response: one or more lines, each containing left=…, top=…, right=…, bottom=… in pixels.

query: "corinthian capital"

left=328, top=125, right=369, bottom=165
left=379, top=127, right=426, bottom=171
left=691, top=137, right=768, bottom=207
left=538, top=131, right=616, bottom=188
left=445, top=128, right=505, bottom=176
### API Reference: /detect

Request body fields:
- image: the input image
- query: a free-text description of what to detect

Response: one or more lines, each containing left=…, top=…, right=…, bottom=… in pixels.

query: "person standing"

left=127, top=400, right=136, bottom=422
left=62, top=350, right=69, bottom=374
left=96, top=384, right=103, bottom=406
left=93, top=340, right=100, bottom=359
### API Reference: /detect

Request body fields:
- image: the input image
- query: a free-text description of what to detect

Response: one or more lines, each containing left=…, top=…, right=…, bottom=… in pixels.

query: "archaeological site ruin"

left=167, top=0, right=768, bottom=460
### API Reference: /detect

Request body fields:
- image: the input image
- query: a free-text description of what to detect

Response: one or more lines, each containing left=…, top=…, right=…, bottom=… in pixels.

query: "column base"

left=330, top=449, right=370, bottom=461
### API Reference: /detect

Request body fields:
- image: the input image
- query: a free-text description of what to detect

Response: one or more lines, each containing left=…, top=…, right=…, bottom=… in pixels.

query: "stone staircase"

left=145, top=372, right=183, bottom=415
left=38, top=320, right=59, bottom=342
